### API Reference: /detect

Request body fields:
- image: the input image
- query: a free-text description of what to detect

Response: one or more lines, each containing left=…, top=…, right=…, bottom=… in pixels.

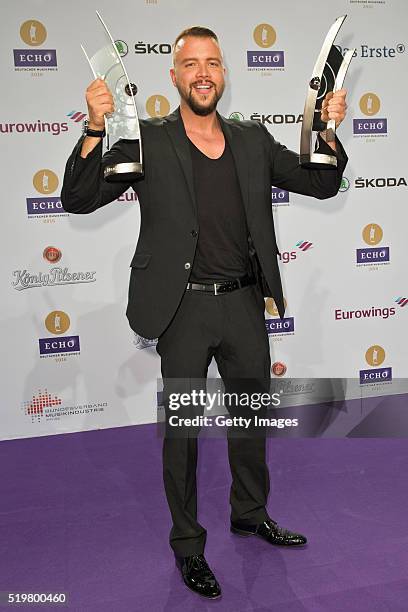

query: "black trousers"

left=156, top=282, right=272, bottom=557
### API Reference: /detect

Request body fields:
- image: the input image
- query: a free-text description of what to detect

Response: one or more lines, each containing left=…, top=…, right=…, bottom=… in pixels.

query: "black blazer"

left=61, top=108, right=347, bottom=339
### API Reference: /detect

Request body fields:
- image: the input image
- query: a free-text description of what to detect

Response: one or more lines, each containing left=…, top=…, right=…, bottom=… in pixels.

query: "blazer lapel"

left=164, top=108, right=197, bottom=216
left=218, top=114, right=251, bottom=220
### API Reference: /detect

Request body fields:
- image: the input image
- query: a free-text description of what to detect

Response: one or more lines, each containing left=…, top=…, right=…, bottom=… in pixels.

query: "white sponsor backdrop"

left=2, top=0, right=407, bottom=440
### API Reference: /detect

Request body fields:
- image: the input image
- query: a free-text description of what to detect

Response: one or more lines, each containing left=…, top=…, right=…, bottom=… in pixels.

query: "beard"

left=177, top=81, right=224, bottom=116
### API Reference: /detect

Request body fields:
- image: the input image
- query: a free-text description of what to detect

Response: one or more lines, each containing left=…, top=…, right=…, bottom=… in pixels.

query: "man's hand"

left=320, top=89, right=347, bottom=128
left=319, top=89, right=347, bottom=151
left=85, top=78, right=114, bottom=130
left=80, top=78, right=114, bottom=158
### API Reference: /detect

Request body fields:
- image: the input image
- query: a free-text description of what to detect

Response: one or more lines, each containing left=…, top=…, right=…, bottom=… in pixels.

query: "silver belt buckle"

left=214, top=283, right=218, bottom=296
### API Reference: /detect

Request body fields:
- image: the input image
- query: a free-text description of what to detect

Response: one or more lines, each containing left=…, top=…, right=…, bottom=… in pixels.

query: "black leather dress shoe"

left=175, top=554, right=221, bottom=599
left=230, top=518, right=307, bottom=546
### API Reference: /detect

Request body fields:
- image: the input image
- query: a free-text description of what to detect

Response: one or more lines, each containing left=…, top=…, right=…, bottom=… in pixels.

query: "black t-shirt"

left=189, top=138, right=250, bottom=283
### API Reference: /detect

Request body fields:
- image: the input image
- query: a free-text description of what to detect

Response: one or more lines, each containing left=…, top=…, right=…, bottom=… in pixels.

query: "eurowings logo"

left=395, top=297, right=408, bottom=307
left=296, top=240, right=313, bottom=251
left=0, top=120, right=68, bottom=135
left=67, top=111, right=86, bottom=123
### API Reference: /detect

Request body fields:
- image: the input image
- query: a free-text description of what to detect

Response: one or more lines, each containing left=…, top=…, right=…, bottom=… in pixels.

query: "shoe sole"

left=230, top=526, right=253, bottom=537
left=230, top=526, right=307, bottom=546
left=175, top=561, right=222, bottom=600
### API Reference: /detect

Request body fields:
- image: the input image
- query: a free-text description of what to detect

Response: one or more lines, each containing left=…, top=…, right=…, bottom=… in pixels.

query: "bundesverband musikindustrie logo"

left=22, top=389, right=108, bottom=423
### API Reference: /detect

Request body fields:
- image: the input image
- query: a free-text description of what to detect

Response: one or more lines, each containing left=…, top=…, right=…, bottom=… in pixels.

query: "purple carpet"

left=1, top=410, right=408, bottom=611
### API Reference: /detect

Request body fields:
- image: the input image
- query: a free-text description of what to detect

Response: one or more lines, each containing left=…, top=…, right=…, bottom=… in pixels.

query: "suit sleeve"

left=259, top=122, right=348, bottom=199
left=61, top=136, right=140, bottom=214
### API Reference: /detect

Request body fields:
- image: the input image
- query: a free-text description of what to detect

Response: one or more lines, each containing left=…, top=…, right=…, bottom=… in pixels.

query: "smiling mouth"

left=192, top=83, right=214, bottom=94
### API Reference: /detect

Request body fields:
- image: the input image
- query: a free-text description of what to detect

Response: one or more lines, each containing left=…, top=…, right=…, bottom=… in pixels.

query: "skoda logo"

left=339, top=177, right=350, bottom=192
left=229, top=112, right=244, bottom=121
left=115, top=40, right=128, bottom=57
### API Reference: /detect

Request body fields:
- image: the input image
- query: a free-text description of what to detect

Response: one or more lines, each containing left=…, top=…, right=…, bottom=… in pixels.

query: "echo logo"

left=146, top=95, right=170, bottom=118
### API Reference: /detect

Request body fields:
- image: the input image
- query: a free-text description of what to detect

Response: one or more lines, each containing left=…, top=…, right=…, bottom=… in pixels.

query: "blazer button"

left=191, top=229, right=198, bottom=237
left=184, top=262, right=191, bottom=270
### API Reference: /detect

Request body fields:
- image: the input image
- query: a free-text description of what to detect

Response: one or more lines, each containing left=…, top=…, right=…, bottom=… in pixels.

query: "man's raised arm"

left=265, top=89, right=348, bottom=199
left=61, top=78, right=138, bottom=214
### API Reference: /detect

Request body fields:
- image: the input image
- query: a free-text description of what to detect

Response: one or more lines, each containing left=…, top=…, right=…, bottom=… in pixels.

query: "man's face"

left=170, top=36, right=225, bottom=116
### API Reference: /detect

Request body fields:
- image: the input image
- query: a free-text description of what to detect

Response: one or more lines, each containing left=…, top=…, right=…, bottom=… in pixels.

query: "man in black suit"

left=62, top=26, right=347, bottom=599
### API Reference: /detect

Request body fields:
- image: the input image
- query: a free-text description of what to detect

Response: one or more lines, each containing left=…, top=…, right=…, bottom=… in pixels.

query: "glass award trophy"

left=300, top=15, right=355, bottom=168
left=81, top=11, right=143, bottom=182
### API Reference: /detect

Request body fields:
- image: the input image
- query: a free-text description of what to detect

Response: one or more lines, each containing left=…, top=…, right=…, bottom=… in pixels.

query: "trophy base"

left=104, top=162, right=144, bottom=183
left=300, top=152, right=337, bottom=169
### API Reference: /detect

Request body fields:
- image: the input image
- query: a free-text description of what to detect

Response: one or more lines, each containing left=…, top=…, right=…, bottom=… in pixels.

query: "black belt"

left=186, top=274, right=256, bottom=295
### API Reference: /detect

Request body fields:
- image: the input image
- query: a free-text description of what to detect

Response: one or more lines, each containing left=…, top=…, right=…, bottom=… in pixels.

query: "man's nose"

left=195, top=62, right=210, bottom=79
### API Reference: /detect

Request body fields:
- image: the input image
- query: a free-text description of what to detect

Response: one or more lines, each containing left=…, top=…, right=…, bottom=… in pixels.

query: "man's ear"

left=170, top=68, right=176, bottom=87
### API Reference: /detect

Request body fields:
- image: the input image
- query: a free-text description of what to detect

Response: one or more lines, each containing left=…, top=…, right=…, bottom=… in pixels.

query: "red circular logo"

left=43, top=246, right=62, bottom=263
left=272, top=361, right=287, bottom=377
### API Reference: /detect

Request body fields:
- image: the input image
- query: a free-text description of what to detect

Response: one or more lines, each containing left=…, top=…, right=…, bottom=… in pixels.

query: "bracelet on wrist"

left=82, top=118, right=106, bottom=138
